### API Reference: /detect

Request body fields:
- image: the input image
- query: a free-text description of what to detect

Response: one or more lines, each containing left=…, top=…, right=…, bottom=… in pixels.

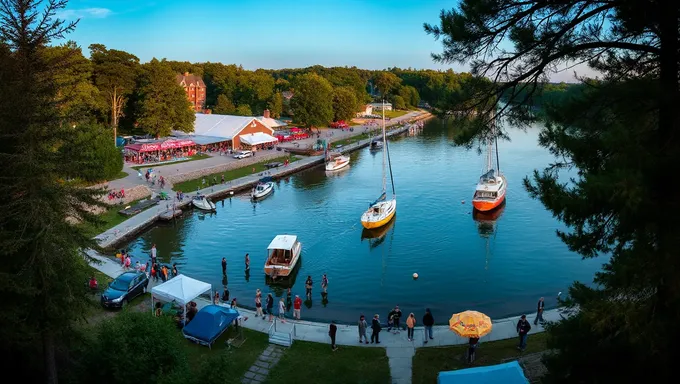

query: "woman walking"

left=267, top=293, right=274, bottom=322
left=406, top=313, right=416, bottom=341
left=358, top=315, right=369, bottom=344
left=278, top=298, right=287, bottom=323
left=255, top=290, right=264, bottom=319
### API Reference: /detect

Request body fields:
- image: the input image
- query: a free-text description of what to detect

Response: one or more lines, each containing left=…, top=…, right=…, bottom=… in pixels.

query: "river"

left=120, top=118, right=603, bottom=324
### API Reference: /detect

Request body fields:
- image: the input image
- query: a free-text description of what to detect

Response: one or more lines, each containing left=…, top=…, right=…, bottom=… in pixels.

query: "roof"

left=151, top=274, right=212, bottom=305
left=240, top=132, right=279, bottom=146
left=437, top=361, right=528, bottom=384
left=114, top=272, right=139, bottom=283
left=174, top=134, right=230, bottom=146
left=193, top=114, right=273, bottom=140
left=256, top=116, right=288, bottom=129
left=182, top=305, right=239, bottom=345
left=369, top=102, right=392, bottom=107
left=267, top=235, right=298, bottom=250
left=176, top=73, right=206, bottom=88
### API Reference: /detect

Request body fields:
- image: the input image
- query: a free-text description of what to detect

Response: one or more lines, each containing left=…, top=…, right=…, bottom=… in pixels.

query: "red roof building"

left=177, top=72, right=206, bottom=112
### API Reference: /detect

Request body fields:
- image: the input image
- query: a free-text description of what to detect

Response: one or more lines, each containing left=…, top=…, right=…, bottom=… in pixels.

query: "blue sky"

left=57, top=0, right=585, bottom=81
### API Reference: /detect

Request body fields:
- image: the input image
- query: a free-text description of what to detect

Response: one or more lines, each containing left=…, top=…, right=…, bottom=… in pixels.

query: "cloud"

left=55, top=8, right=112, bottom=20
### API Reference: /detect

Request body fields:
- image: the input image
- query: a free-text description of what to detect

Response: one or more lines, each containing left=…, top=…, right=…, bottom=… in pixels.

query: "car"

left=233, top=150, right=253, bottom=159
left=100, top=271, right=149, bottom=308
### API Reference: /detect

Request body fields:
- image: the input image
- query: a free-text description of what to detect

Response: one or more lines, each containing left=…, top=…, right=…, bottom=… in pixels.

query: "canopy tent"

left=151, top=274, right=211, bottom=305
left=182, top=305, right=239, bottom=348
left=239, top=132, right=279, bottom=146
left=125, top=139, right=195, bottom=153
left=437, top=361, right=528, bottom=384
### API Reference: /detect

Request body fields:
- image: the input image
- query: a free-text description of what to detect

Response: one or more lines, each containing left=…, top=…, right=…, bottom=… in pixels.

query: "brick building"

left=177, top=72, right=206, bottom=112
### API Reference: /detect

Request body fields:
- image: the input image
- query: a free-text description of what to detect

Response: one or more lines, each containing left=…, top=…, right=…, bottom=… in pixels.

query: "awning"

left=124, top=139, right=195, bottom=153
left=240, top=132, right=279, bottom=146
left=267, top=235, right=298, bottom=250
left=151, top=274, right=212, bottom=306
left=437, top=361, right=528, bottom=384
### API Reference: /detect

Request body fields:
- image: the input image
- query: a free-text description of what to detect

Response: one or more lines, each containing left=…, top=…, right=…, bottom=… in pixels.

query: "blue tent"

left=182, top=305, right=239, bottom=347
left=437, top=361, right=528, bottom=384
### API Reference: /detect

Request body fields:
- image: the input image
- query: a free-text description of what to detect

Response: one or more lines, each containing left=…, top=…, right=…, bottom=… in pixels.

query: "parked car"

left=233, top=150, right=253, bottom=159
left=100, top=271, right=149, bottom=308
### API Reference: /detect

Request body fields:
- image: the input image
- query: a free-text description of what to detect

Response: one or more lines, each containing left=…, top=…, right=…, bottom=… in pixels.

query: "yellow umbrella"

left=448, top=310, right=493, bottom=338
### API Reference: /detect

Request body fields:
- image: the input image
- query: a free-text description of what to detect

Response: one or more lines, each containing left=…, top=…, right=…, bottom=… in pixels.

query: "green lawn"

left=379, top=110, right=410, bottom=119
left=172, top=155, right=299, bottom=192
left=131, top=153, right=211, bottom=170
left=264, top=340, right=391, bottom=384
left=411, top=333, right=548, bottom=384
left=80, top=197, right=154, bottom=238
left=111, top=171, right=129, bottom=180
left=334, top=132, right=372, bottom=147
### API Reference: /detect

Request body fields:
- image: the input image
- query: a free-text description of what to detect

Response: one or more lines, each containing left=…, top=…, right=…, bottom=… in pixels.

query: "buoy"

left=461, top=200, right=465, bottom=204
left=412, top=273, right=419, bottom=280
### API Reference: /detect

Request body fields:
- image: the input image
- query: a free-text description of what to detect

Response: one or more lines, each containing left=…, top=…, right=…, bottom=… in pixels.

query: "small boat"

left=264, top=235, right=302, bottom=278
left=251, top=181, right=274, bottom=199
left=325, top=152, right=350, bottom=171
left=361, top=101, right=397, bottom=229
left=370, top=140, right=383, bottom=150
left=472, top=113, right=507, bottom=212
left=159, top=209, right=182, bottom=221
left=192, top=195, right=216, bottom=211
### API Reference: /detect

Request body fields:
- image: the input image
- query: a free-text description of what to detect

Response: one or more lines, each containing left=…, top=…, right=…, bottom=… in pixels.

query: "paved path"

left=387, top=346, right=415, bottom=384
left=242, top=345, right=284, bottom=384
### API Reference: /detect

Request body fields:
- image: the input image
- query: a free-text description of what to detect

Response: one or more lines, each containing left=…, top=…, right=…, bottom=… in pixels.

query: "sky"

left=57, top=0, right=588, bottom=82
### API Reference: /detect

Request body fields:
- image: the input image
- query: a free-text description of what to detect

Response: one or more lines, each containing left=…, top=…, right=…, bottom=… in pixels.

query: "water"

left=120, top=118, right=604, bottom=324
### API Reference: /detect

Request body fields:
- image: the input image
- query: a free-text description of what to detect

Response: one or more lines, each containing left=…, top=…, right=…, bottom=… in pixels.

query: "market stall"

left=124, top=139, right=196, bottom=164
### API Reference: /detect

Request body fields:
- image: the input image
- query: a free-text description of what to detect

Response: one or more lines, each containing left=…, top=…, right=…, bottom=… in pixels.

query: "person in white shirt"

left=278, top=298, right=286, bottom=322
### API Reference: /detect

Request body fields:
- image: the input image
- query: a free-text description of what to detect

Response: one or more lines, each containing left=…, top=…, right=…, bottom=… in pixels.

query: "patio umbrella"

left=449, top=310, right=493, bottom=338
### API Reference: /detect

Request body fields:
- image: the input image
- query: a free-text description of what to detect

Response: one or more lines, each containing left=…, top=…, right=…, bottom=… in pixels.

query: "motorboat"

left=192, top=195, right=216, bottom=211
left=472, top=113, right=507, bottom=212
left=370, top=140, right=383, bottom=150
left=325, top=154, right=350, bottom=171
left=361, top=101, right=397, bottom=229
left=264, top=235, right=302, bottom=278
left=251, top=181, right=274, bottom=199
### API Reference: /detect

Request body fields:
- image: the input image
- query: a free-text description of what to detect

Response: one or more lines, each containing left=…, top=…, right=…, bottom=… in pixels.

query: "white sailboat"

left=361, top=101, right=396, bottom=229
left=472, top=112, right=506, bottom=212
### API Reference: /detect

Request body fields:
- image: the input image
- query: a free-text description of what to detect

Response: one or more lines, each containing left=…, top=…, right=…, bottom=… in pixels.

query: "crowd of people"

left=125, top=147, right=196, bottom=164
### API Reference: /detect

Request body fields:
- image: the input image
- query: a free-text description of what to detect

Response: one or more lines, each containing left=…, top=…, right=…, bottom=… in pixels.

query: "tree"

left=213, top=94, right=235, bottom=114
left=61, top=124, right=123, bottom=182
left=332, top=86, right=358, bottom=122
left=373, top=71, right=401, bottom=97
left=42, top=41, right=99, bottom=124
left=235, top=69, right=274, bottom=115
left=391, top=95, right=406, bottom=110
left=398, top=85, right=420, bottom=108
left=268, top=92, right=283, bottom=118
left=89, top=43, right=140, bottom=143
left=290, top=73, right=333, bottom=127
left=234, top=104, right=252, bottom=116
left=426, top=0, right=679, bottom=381
left=136, top=58, right=195, bottom=137
left=0, top=1, right=110, bottom=382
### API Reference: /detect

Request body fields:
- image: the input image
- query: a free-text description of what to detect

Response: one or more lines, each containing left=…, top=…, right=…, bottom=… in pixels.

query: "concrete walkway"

left=388, top=346, right=415, bottom=384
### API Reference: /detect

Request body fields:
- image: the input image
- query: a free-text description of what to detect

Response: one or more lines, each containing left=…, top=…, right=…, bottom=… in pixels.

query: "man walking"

left=358, top=315, right=369, bottom=344
left=150, top=244, right=157, bottom=265
left=221, top=257, right=227, bottom=275
left=516, top=314, right=532, bottom=351
left=245, top=253, right=250, bottom=272
left=371, top=314, right=382, bottom=344
left=329, top=321, right=338, bottom=351
left=534, top=297, right=545, bottom=325
left=293, top=295, right=302, bottom=320
left=422, top=308, right=434, bottom=343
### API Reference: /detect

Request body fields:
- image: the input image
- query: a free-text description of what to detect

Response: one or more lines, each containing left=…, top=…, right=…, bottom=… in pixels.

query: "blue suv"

left=101, top=271, right=149, bottom=308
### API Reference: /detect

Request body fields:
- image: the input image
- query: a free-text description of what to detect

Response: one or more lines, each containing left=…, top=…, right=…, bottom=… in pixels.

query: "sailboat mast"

left=381, top=100, right=387, bottom=194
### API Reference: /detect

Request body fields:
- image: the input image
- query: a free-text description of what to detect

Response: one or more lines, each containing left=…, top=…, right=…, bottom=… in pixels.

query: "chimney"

left=184, top=71, right=189, bottom=77
left=263, top=109, right=270, bottom=119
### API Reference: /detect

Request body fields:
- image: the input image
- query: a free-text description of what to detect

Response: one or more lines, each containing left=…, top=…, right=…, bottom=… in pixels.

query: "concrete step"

left=269, top=331, right=292, bottom=347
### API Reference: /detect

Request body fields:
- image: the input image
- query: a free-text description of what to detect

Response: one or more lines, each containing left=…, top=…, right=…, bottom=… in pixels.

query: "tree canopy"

left=373, top=71, right=402, bottom=97
left=290, top=73, right=334, bottom=127
left=332, top=86, right=358, bottom=122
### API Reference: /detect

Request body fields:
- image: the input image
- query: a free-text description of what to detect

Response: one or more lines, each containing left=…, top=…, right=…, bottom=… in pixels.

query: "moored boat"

left=264, top=235, right=302, bottom=278
left=192, top=195, right=216, bottom=211
left=325, top=154, right=350, bottom=171
left=251, top=179, right=274, bottom=200
left=370, top=140, right=383, bottom=150
left=472, top=114, right=506, bottom=212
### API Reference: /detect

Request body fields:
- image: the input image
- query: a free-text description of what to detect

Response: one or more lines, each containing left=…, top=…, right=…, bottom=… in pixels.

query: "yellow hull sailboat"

left=361, top=101, right=397, bottom=229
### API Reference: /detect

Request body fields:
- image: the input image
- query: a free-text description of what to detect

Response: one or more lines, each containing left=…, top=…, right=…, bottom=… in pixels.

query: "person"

left=358, top=315, right=369, bottom=344
left=151, top=244, right=157, bottom=264
left=329, top=321, right=338, bottom=351
left=161, top=265, right=169, bottom=282
left=278, top=298, right=286, bottom=322
left=140, top=262, right=148, bottom=273
left=517, top=314, right=532, bottom=351
left=321, top=273, right=328, bottom=293
left=245, top=253, right=250, bottom=271
left=534, top=297, right=545, bottom=325
left=150, top=264, right=157, bottom=282
left=221, top=174, right=225, bottom=184
left=172, top=263, right=178, bottom=278
left=221, top=257, right=227, bottom=275
left=422, top=308, right=435, bottom=343
left=293, top=295, right=302, bottom=320
left=267, top=293, right=274, bottom=322
left=222, top=287, right=230, bottom=302
left=406, top=313, right=416, bottom=341
left=214, top=291, right=220, bottom=305
left=186, top=302, right=198, bottom=323
left=468, top=337, right=479, bottom=363
left=134, top=261, right=141, bottom=271
left=154, top=302, right=163, bottom=317
left=371, top=314, right=382, bottom=344
left=124, top=255, right=131, bottom=270
left=305, top=276, right=313, bottom=298
left=230, top=298, right=238, bottom=309
left=255, top=293, right=264, bottom=319
left=388, top=306, right=402, bottom=333
left=88, top=276, right=98, bottom=291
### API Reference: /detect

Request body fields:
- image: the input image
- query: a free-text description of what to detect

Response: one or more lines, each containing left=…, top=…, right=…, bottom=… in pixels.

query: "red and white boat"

left=472, top=119, right=506, bottom=212
left=325, top=153, right=350, bottom=171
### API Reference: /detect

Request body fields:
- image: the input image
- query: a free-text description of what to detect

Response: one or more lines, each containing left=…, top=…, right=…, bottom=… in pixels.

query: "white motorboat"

left=192, top=195, right=216, bottom=211
left=370, top=140, right=383, bottom=150
left=325, top=154, right=350, bottom=171
left=264, top=234, right=302, bottom=278
left=251, top=181, right=274, bottom=199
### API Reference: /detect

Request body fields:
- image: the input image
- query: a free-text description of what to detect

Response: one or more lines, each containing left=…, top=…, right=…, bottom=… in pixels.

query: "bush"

left=75, top=312, right=189, bottom=384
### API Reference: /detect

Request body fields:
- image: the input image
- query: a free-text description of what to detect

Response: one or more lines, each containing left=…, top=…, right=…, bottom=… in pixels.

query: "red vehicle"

left=330, top=121, right=349, bottom=129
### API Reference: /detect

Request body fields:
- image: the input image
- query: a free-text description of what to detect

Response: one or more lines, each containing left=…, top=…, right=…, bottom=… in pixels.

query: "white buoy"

left=412, top=273, right=419, bottom=280
left=461, top=200, right=465, bottom=204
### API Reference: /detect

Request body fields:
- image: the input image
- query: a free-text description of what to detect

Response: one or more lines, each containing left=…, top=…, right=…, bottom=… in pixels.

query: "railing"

left=268, top=320, right=275, bottom=337
left=288, top=324, right=296, bottom=346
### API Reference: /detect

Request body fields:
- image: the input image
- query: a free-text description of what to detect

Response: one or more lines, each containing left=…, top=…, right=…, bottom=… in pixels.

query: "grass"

left=264, top=340, right=391, bottom=384
left=112, top=171, right=129, bottom=180
left=80, top=197, right=154, bottom=238
left=131, top=153, right=211, bottom=170
left=411, top=332, right=548, bottom=384
left=172, top=155, right=299, bottom=192
left=334, top=132, right=372, bottom=147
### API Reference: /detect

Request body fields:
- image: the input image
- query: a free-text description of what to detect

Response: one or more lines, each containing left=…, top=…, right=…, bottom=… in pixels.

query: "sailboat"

left=472, top=113, right=507, bottom=212
left=361, top=101, right=396, bottom=229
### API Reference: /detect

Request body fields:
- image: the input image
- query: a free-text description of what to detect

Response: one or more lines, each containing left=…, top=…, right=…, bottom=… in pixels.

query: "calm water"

left=120, top=118, right=603, bottom=323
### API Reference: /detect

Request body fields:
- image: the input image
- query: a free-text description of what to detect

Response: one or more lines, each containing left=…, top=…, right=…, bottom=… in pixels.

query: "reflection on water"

left=120, top=118, right=603, bottom=323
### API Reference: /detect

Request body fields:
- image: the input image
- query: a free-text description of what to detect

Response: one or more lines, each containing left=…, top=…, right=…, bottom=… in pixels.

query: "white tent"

left=240, top=132, right=279, bottom=146
left=151, top=275, right=212, bottom=325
